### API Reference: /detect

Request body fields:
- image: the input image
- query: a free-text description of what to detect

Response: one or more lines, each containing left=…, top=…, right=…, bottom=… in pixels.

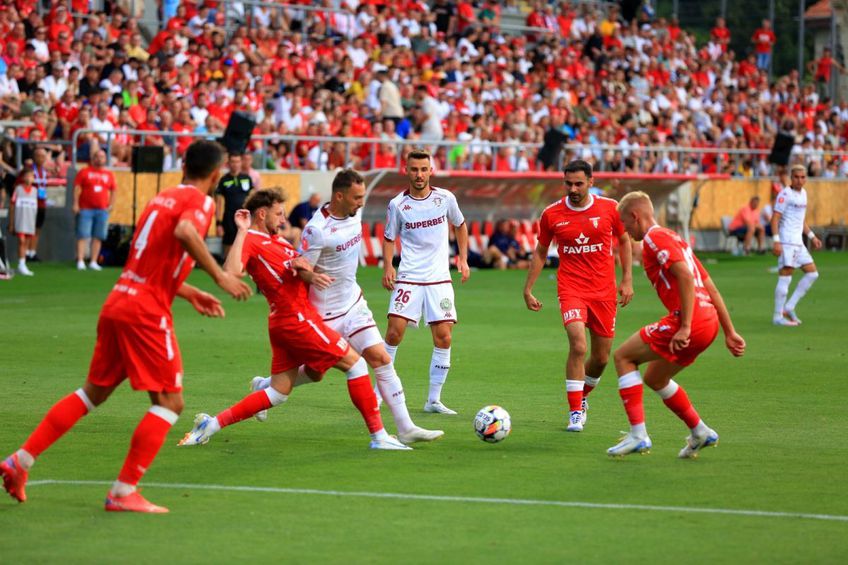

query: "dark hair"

left=244, top=188, right=286, bottom=214
left=183, top=140, right=225, bottom=180
left=407, top=149, right=431, bottom=162
left=332, top=168, right=364, bottom=193
left=563, top=159, right=593, bottom=178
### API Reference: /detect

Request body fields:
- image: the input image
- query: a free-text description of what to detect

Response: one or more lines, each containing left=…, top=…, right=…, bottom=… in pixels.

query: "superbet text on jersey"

left=538, top=194, right=624, bottom=301
left=384, top=186, right=465, bottom=284
left=300, top=205, right=364, bottom=319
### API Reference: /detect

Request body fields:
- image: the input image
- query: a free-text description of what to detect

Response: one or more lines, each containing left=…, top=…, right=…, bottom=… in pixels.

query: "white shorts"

left=388, top=282, right=457, bottom=326
left=778, top=244, right=814, bottom=269
left=324, top=296, right=383, bottom=354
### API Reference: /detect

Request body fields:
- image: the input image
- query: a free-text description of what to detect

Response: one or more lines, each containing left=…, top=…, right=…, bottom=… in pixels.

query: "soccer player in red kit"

left=607, top=192, right=745, bottom=458
left=177, top=189, right=410, bottom=450
left=524, top=160, right=633, bottom=432
left=0, top=140, right=253, bottom=512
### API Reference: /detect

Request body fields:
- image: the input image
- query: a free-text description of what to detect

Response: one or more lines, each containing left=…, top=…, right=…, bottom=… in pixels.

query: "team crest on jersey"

left=575, top=233, right=589, bottom=245
left=433, top=197, right=443, bottom=208
left=440, top=298, right=452, bottom=311
left=590, top=216, right=600, bottom=228
left=656, top=249, right=670, bottom=265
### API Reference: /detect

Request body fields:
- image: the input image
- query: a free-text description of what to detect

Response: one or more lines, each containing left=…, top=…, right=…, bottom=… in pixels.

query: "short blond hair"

left=617, top=191, right=654, bottom=214
left=790, top=164, right=806, bottom=175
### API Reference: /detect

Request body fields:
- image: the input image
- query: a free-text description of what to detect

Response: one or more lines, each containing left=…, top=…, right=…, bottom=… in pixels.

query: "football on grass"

left=474, top=405, right=511, bottom=443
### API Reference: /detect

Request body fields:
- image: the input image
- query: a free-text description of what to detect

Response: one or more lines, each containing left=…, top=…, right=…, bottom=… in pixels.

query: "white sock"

left=428, top=347, right=451, bottom=403
left=345, top=358, right=369, bottom=380
left=655, top=380, right=680, bottom=399
left=785, top=272, right=818, bottom=311
left=264, top=387, right=288, bottom=406
left=110, top=480, right=136, bottom=497
left=26, top=250, right=35, bottom=258
left=18, top=258, right=26, bottom=267
left=584, top=375, right=601, bottom=389
left=631, top=422, right=647, bottom=437
left=207, top=417, right=222, bottom=435
left=774, top=275, right=792, bottom=318
left=370, top=428, right=389, bottom=441
left=384, top=343, right=398, bottom=363
left=14, top=449, right=35, bottom=470
left=692, top=419, right=710, bottom=435
left=374, top=363, right=414, bottom=433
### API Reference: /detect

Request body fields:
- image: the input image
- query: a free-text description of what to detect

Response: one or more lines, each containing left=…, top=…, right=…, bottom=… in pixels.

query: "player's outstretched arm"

left=455, top=222, right=471, bottom=283
left=617, top=232, right=634, bottom=306
left=522, top=243, right=547, bottom=311
left=771, top=210, right=783, bottom=256
left=177, top=283, right=225, bottom=317
left=174, top=218, right=252, bottom=300
left=382, top=239, right=396, bottom=290
left=667, top=261, right=695, bottom=353
left=223, top=209, right=250, bottom=277
left=703, top=276, right=746, bottom=357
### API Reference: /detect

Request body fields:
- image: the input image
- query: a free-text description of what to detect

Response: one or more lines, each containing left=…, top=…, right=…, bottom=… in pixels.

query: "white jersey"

left=774, top=186, right=807, bottom=246
left=384, top=186, right=465, bottom=284
left=300, top=204, right=363, bottom=319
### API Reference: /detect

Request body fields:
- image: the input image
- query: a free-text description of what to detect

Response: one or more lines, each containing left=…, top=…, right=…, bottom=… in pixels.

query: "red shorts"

left=640, top=314, right=719, bottom=367
left=558, top=296, right=617, bottom=338
left=87, top=312, right=184, bottom=393
left=269, top=312, right=350, bottom=375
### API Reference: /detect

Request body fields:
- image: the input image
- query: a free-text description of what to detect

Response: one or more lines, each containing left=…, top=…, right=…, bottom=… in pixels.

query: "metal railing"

left=68, top=128, right=848, bottom=178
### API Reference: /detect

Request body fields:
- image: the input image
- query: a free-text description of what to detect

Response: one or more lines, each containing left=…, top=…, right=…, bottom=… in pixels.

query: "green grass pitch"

left=1, top=254, right=846, bottom=563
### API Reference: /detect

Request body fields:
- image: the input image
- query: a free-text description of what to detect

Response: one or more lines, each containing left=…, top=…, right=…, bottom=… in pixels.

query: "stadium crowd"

left=0, top=0, right=847, bottom=180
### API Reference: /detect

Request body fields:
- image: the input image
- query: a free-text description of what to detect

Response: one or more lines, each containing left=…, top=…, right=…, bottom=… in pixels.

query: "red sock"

left=216, top=390, right=272, bottom=428
left=117, top=408, right=175, bottom=486
left=567, top=390, right=583, bottom=412
left=347, top=375, right=384, bottom=433
left=662, top=387, right=701, bottom=428
left=583, top=384, right=596, bottom=397
left=22, top=391, right=90, bottom=458
left=619, top=384, right=645, bottom=426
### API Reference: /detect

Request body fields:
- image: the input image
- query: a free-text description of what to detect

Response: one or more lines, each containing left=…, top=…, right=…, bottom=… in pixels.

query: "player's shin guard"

left=565, top=379, right=584, bottom=412
left=656, top=380, right=701, bottom=429
left=216, top=389, right=281, bottom=428
left=774, top=275, right=792, bottom=319
left=618, top=371, right=646, bottom=432
left=374, top=363, right=413, bottom=433
left=346, top=359, right=384, bottom=434
left=21, top=388, right=94, bottom=462
left=428, top=347, right=451, bottom=403
left=583, top=375, right=601, bottom=397
left=785, top=271, right=818, bottom=311
left=117, top=406, right=178, bottom=487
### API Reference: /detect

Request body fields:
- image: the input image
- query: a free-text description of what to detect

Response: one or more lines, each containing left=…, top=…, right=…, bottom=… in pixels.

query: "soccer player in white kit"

left=249, top=170, right=443, bottom=445
left=771, top=165, right=822, bottom=326
left=381, top=150, right=471, bottom=415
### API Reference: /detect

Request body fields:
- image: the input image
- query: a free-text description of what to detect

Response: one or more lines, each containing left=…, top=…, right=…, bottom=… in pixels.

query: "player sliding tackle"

left=1, top=140, right=252, bottom=513
left=607, top=192, right=745, bottom=458
left=248, top=170, right=443, bottom=444
left=178, top=189, right=411, bottom=450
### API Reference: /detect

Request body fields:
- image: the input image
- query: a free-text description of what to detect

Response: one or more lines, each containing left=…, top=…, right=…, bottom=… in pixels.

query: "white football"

left=474, top=405, right=512, bottom=443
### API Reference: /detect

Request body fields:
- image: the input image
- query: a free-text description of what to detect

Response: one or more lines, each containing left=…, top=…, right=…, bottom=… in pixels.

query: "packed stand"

left=0, top=0, right=846, bottom=179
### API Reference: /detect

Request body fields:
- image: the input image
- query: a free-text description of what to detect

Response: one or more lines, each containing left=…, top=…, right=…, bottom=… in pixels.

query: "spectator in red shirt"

left=752, top=19, right=776, bottom=71
left=72, top=149, right=116, bottom=270
left=808, top=47, right=846, bottom=98
left=710, top=17, right=731, bottom=53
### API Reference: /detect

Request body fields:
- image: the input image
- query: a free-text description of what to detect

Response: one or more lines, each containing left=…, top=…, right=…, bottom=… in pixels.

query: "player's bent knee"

left=363, top=346, right=391, bottom=368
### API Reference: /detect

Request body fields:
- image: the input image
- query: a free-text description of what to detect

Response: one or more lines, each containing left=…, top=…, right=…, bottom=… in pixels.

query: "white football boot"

left=178, top=413, right=217, bottom=446
left=566, top=410, right=584, bottom=432
left=607, top=432, right=653, bottom=457
left=678, top=428, right=719, bottom=459
left=369, top=435, right=412, bottom=450
left=397, top=426, right=444, bottom=445
left=424, top=400, right=457, bottom=415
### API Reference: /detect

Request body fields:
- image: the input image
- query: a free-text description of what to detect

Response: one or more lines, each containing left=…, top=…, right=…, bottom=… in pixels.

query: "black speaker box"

left=768, top=133, right=795, bottom=166
left=132, top=145, right=165, bottom=173
left=221, top=111, right=256, bottom=154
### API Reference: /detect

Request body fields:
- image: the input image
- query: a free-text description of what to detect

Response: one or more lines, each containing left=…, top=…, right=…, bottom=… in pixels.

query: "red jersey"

left=641, top=226, right=717, bottom=323
left=752, top=28, right=775, bottom=54
left=75, top=166, right=117, bottom=209
left=241, top=229, right=312, bottom=318
left=538, top=195, right=624, bottom=301
left=102, top=185, right=215, bottom=317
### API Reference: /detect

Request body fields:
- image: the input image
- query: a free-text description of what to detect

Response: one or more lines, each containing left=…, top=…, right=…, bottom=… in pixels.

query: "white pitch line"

left=27, top=479, right=848, bottom=523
